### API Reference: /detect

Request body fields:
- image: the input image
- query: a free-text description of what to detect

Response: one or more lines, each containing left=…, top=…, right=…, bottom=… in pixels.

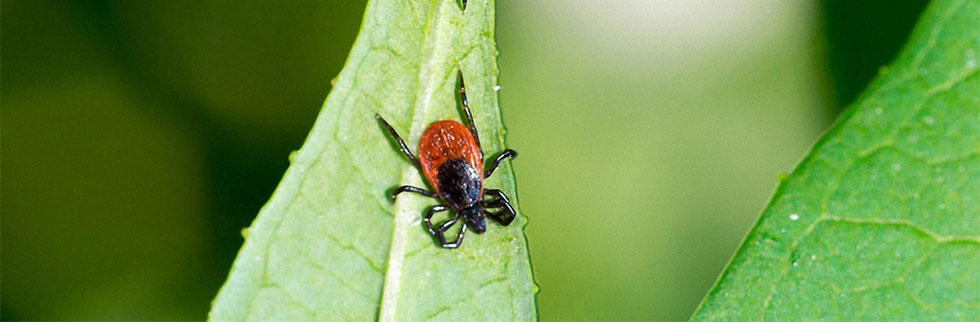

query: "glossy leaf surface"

left=694, top=0, right=979, bottom=320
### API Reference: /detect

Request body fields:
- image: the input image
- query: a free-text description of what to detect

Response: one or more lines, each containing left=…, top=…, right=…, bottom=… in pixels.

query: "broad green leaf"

left=208, top=0, right=537, bottom=320
left=693, top=0, right=979, bottom=320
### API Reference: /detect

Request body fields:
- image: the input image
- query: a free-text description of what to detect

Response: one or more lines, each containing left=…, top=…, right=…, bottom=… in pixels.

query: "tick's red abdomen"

left=418, top=120, right=484, bottom=195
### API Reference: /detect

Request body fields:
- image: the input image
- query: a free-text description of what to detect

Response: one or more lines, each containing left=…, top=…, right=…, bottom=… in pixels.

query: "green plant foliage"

left=208, top=0, right=537, bottom=320
left=693, top=0, right=978, bottom=320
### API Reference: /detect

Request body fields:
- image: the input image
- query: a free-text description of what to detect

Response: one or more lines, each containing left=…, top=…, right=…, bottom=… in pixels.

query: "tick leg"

left=482, top=209, right=514, bottom=226
left=481, top=189, right=516, bottom=226
left=391, top=185, right=436, bottom=201
left=423, top=205, right=449, bottom=238
left=457, top=70, right=482, bottom=157
left=423, top=206, right=466, bottom=248
left=484, top=189, right=515, bottom=214
left=442, top=220, right=467, bottom=249
left=438, top=215, right=460, bottom=232
left=437, top=213, right=468, bottom=248
left=481, top=204, right=515, bottom=226
left=484, top=149, right=517, bottom=178
left=375, top=114, right=422, bottom=169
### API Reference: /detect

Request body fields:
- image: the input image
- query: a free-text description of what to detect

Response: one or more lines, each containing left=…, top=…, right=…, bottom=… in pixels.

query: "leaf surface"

left=693, top=0, right=979, bottom=320
left=209, top=0, right=537, bottom=320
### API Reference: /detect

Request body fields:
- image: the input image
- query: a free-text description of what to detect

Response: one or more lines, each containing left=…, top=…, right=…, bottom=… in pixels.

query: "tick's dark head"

left=436, top=158, right=483, bottom=209
left=461, top=207, right=486, bottom=234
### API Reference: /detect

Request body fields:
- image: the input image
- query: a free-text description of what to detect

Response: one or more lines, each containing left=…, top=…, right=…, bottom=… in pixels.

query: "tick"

left=376, top=71, right=517, bottom=249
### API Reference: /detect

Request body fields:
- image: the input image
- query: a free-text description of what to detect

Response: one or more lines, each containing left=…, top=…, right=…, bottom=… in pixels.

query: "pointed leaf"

left=209, top=0, right=537, bottom=320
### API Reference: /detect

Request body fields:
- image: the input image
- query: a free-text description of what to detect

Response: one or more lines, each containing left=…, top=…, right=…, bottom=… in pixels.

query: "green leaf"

left=208, top=0, right=537, bottom=320
left=693, top=0, right=979, bottom=320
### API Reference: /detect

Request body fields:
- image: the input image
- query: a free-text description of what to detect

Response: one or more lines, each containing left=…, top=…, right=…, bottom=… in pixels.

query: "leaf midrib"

left=377, top=1, right=458, bottom=321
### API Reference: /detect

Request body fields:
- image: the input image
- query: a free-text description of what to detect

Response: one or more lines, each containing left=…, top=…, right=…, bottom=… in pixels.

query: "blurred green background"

left=1, top=0, right=927, bottom=320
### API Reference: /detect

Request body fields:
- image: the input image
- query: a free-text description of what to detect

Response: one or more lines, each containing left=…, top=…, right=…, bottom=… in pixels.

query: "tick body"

left=419, top=120, right=484, bottom=209
left=376, top=71, right=517, bottom=249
